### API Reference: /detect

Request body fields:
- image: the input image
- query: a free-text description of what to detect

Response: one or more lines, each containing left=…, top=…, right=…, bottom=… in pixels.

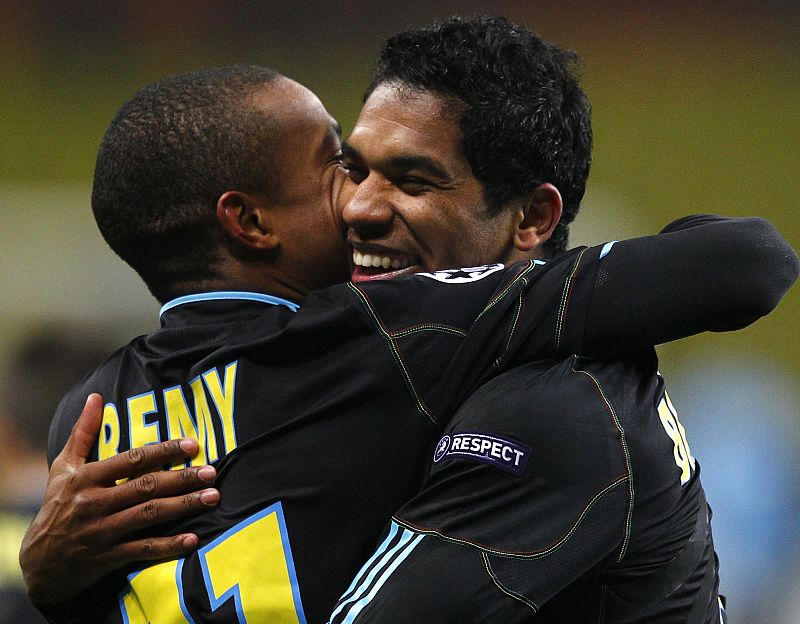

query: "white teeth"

left=352, top=250, right=411, bottom=271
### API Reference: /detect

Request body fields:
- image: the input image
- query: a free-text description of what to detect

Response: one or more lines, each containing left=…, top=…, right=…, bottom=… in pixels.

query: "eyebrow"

left=317, top=121, right=343, bottom=159
left=342, top=141, right=452, bottom=182
left=341, top=141, right=361, bottom=160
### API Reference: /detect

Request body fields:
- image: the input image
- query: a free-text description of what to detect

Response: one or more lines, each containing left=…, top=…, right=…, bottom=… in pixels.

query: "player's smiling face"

left=339, top=82, right=519, bottom=282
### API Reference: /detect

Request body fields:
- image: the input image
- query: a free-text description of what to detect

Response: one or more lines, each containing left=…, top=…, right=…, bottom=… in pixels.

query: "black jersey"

left=48, top=250, right=604, bottom=624
left=45, top=216, right=796, bottom=623
left=330, top=356, right=726, bottom=624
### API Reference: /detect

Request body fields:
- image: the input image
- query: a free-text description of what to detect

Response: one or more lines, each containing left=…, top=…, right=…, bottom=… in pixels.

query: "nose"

left=341, top=175, right=394, bottom=240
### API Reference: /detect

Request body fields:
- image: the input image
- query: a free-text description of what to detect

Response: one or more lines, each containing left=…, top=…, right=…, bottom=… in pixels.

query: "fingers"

left=102, top=464, right=218, bottom=514
left=60, top=393, right=105, bottom=466
left=101, top=488, right=220, bottom=537
left=102, top=533, right=203, bottom=569
left=84, top=437, right=200, bottom=486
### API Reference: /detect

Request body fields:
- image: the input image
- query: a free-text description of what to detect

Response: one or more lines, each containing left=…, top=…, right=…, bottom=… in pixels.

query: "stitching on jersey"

left=482, top=552, right=539, bottom=612
left=598, top=585, right=607, bottom=624
left=391, top=475, right=628, bottom=560
left=555, top=248, right=588, bottom=353
left=347, top=283, right=438, bottom=428
left=474, top=260, right=538, bottom=323
left=390, top=324, right=468, bottom=339
left=494, top=288, right=525, bottom=368
left=571, top=359, right=634, bottom=562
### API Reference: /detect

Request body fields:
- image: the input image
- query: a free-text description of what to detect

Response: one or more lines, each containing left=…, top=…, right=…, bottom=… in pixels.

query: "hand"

left=19, top=393, right=221, bottom=606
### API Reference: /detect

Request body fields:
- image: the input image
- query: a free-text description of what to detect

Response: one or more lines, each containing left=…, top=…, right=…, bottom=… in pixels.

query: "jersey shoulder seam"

left=346, top=282, right=438, bottom=428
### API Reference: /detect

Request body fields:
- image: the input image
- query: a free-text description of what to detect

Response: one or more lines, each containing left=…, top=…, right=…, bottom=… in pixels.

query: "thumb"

left=60, top=393, right=105, bottom=466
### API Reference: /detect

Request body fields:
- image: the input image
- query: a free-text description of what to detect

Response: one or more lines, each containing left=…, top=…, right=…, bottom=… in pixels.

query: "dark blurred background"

left=1, top=1, right=798, bottom=621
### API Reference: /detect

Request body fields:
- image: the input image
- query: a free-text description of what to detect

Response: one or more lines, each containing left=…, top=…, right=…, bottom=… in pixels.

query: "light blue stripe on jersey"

left=332, top=522, right=402, bottom=611
left=160, top=291, right=300, bottom=317
left=328, top=522, right=423, bottom=623
left=600, top=241, right=618, bottom=259
left=340, top=530, right=424, bottom=624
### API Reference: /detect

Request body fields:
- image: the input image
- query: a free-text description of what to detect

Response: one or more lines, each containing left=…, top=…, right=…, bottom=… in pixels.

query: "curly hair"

left=92, top=65, right=281, bottom=302
left=366, top=16, right=592, bottom=256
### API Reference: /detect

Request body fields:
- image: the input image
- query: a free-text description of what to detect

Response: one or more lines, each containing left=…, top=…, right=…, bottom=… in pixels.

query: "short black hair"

left=367, top=16, right=592, bottom=256
left=92, top=65, right=281, bottom=302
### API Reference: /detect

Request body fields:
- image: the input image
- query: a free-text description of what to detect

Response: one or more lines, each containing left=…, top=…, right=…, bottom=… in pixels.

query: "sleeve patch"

left=433, top=431, right=531, bottom=477
left=416, top=264, right=506, bottom=284
left=599, top=241, right=618, bottom=259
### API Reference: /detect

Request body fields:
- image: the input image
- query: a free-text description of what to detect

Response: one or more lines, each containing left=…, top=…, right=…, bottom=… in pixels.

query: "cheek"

left=446, top=210, right=507, bottom=264
left=302, top=225, right=350, bottom=289
left=335, top=174, right=359, bottom=221
left=332, top=167, right=351, bottom=220
left=415, top=207, right=474, bottom=265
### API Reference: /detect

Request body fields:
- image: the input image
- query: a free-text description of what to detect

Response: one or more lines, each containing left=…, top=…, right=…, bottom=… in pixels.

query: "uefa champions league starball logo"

left=417, top=264, right=506, bottom=284
left=433, top=435, right=451, bottom=462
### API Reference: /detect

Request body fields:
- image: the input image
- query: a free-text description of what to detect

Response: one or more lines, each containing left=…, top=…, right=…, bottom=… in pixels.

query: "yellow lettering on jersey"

left=128, top=392, right=160, bottom=449
left=189, top=377, right=219, bottom=463
left=202, top=361, right=238, bottom=452
left=164, top=386, right=210, bottom=468
left=98, top=403, right=121, bottom=461
left=121, top=560, right=191, bottom=624
left=101, top=361, right=239, bottom=467
left=657, top=392, right=696, bottom=485
left=201, top=504, right=304, bottom=623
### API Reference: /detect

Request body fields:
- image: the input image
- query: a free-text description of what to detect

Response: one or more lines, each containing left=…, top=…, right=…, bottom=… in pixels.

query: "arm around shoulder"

left=704, top=216, right=798, bottom=328
left=578, top=214, right=799, bottom=354
left=660, top=214, right=799, bottom=326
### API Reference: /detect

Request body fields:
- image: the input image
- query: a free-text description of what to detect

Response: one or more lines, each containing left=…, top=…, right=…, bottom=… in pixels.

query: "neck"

left=167, top=256, right=309, bottom=305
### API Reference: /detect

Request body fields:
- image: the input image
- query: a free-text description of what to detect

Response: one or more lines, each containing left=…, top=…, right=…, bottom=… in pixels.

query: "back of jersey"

left=45, top=251, right=628, bottom=623
left=49, top=295, right=439, bottom=623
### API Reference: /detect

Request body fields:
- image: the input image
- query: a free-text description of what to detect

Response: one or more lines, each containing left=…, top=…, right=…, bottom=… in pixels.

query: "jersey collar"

left=160, top=291, right=300, bottom=318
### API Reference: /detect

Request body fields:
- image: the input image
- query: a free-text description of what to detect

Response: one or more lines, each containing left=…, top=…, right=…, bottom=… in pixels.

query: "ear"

left=216, top=191, right=280, bottom=251
left=512, top=183, right=563, bottom=254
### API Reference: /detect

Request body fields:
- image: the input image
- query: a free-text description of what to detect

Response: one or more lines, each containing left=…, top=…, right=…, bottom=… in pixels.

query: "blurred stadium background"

left=0, top=1, right=797, bottom=622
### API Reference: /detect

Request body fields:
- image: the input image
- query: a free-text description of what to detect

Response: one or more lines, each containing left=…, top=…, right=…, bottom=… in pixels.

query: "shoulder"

left=305, top=260, right=562, bottom=325
left=449, top=357, right=631, bottom=452
left=398, top=357, right=634, bottom=555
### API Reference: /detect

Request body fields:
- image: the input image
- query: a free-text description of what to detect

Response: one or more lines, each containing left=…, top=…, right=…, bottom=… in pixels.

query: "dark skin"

left=20, top=394, right=220, bottom=606
left=18, top=82, right=562, bottom=610
left=18, top=83, right=550, bottom=606
left=20, top=79, right=551, bottom=607
left=28, top=81, right=793, bottom=614
left=341, top=83, right=561, bottom=283
left=20, top=75, right=349, bottom=607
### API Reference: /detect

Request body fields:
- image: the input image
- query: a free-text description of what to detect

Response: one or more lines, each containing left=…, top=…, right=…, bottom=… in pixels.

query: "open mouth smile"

left=352, top=250, right=413, bottom=271
left=350, top=248, right=418, bottom=282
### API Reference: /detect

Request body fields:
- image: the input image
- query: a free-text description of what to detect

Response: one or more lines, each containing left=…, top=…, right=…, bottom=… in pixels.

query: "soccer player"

left=328, top=18, right=741, bottom=622
left=21, top=20, right=797, bottom=624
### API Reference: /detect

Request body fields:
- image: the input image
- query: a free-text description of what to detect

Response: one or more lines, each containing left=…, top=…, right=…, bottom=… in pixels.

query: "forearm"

left=580, top=214, right=799, bottom=354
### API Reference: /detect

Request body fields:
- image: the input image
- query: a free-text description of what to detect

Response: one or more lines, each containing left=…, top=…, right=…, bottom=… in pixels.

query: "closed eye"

left=340, top=159, right=368, bottom=184
left=395, top=176, right=434, bottom=195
